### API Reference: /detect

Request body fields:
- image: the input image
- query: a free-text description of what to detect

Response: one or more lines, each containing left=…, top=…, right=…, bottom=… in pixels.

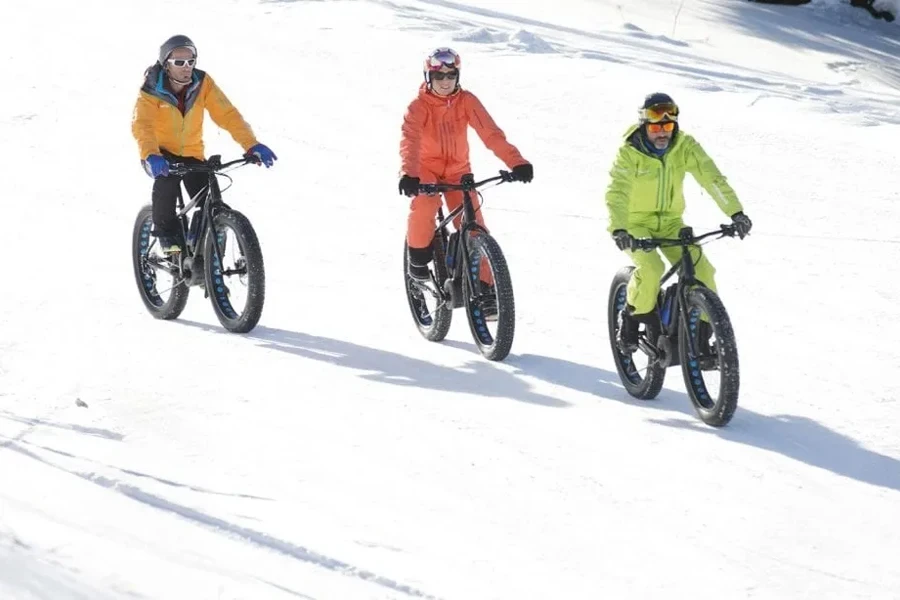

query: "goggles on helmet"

left=426, top=48, right=461, bottom=71
left=641, top=102, right=679, bottom=123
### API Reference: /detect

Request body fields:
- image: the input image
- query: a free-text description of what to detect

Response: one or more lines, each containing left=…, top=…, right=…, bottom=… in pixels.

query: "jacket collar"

left=417, top=82, right=462, bottom=106
left=625, top=123, right=680, bottom=158
left=141, top=63, right=205, bottom=112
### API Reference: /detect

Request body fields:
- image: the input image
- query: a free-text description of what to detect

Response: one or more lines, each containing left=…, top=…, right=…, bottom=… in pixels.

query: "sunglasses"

left=642, top=102, right=679, bottom=123
left=646, top=121, right=676, bottom=134
left=431, top=70, right=458, bottom=81
left=167, top=58, right=196, bottom=67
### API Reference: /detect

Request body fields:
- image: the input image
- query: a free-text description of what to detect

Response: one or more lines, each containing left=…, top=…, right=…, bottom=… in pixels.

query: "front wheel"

left=463, top=232, right=515, bottom=362
left=678, top=287, right=739, bottom=427
left=203, top=208, right=265, bottom=333
left=132, top=204, right=190, bottom=320
left=608, top=267, right=666, bottom=399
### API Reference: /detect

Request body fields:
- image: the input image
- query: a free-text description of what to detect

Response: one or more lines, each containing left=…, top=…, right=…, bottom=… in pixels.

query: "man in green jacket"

left=605, top=93, right=752, bottom=352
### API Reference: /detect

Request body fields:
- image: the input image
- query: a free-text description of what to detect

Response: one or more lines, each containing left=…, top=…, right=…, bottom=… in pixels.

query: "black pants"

left=151, top=151, right=208, bottom=238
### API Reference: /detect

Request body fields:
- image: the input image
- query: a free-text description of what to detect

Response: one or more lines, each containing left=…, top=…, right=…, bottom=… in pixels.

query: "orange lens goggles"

left=642, top=102, right=679, bottom=123
left=646, top=121, right=676, bottom=134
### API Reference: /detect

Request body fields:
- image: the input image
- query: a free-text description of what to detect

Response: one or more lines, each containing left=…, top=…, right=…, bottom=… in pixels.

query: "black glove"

left=731, top=212, right=752, bottom=239
left=398, top=175, right=420, bottom=197
left=612, top=229, right=634, bottom=251
left=511, top=163, right=533, bottom=183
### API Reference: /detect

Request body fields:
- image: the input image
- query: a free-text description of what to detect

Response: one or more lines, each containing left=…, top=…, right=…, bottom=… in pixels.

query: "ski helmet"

left=158, top=35, right=197, bottom=67
left=423, top=47, right=461, bottom=89
left=639, top=92, right=679, bottom=124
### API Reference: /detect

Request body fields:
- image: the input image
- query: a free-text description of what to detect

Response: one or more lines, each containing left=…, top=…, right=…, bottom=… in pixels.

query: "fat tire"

left=132, top=204, right=190, bottom=320
left=403, top=237, right=453, bottom=342
left=204, top=208, right=265, bottom=334
left=678, top=287, right=740, bottom=427
left=463, top=232, right=515, bottom=362
left=608, top=266, right=666, bottom=399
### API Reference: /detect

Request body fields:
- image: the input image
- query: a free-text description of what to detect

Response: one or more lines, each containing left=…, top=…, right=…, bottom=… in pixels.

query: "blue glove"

left=246, top=143, right=277, bottom=168
left=142, top=154, right=169, bottom=178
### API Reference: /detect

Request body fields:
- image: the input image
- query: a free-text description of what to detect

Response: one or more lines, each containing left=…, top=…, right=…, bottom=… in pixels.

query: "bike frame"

left=166, top=155, right=252, bottom=280
left=633, top=225, right=737, bottom=357
left=418, top=171, right=512, bottom=290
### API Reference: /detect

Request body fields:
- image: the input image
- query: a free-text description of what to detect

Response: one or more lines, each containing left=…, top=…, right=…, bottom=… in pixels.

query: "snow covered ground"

left=1, top=0, right=899, bottom=598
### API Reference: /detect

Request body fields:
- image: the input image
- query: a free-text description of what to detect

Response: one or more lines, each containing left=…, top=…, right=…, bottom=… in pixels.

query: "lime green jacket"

left=605, top=125, right=743, bottom=233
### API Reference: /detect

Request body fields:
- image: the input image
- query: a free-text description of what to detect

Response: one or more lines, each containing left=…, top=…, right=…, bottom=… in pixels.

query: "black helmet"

left=158, top=35, right=197, bottom=66
left=639, top=92, right=679, bottom=124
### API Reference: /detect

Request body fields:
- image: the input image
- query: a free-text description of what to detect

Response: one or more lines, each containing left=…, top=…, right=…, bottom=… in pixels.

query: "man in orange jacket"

left=398, top=47, right=533, bottom=287
left=132, top=35, right=277, bottom=254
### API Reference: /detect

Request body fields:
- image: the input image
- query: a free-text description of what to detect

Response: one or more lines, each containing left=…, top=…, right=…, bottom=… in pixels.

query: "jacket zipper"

left=657, top=155, right=667, bottom=229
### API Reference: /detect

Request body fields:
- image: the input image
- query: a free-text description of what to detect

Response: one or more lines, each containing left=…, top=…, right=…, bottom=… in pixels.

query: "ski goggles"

left=641, top=102, right=679, bottom=123
left=646, top=121, right=676, bottom=134
left=426, top=48, right=460, bottom=71
left=167, top=58, right=196, bottom=67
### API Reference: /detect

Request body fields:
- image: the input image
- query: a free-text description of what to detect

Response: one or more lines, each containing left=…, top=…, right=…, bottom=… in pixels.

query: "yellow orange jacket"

left=400, top=84, right=526, bottom=180
left=131, top=65, right=257, bottom=161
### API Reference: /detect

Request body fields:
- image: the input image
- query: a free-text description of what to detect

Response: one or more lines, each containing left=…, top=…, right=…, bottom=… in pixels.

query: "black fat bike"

left=403, top=171, right=522, bottom=362
left=608, top=225, right=743, bottom=427
left=132, top=155, right=265, bottom=334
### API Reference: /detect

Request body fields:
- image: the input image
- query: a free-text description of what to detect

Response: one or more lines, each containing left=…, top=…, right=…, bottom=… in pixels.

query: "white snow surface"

left=2, top=0, right=900, bottom=598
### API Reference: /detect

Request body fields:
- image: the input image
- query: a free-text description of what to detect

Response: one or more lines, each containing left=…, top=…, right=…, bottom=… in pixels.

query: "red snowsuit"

left=400, top=84, right=527, bottom=249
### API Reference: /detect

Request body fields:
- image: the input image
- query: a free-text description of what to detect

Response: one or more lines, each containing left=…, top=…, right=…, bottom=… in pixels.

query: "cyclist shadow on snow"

left=490, top=351, right=900, bottom=494
left=596, top=384, right=900, bottom=494
left=180, top=321, right=572, bottom=408
left=182, top=321, right=900, bottom=492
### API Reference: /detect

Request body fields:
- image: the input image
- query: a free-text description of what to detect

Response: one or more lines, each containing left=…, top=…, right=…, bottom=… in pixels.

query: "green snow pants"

left=624, top=219, right=718, bottom=316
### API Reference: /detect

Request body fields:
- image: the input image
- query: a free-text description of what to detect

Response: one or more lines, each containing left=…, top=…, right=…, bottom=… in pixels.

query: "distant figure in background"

left=131, top=35, right=278, bottom=254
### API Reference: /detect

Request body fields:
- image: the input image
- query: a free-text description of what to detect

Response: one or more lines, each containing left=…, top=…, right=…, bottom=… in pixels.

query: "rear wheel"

left=607, top=267, right=666, bottom=399
left=132, top=205, right=189, bottom=320
left=403, top=236, right=453, bottom=342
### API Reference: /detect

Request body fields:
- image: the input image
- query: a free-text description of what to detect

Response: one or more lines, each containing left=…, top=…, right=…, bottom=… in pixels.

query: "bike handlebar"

left=630, top=224, right=740, bottom=251
left=167, top=155, right=256, bottom=177
left=416, top=170, right=518, bottom=195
